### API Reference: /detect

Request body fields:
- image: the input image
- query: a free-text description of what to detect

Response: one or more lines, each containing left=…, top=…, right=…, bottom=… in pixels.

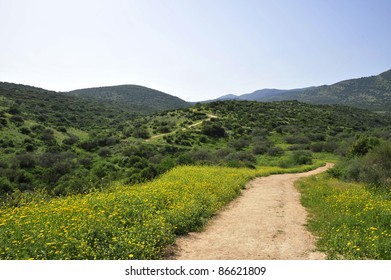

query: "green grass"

left=296, top=174, right=391, bottom=259
left=312, top=152, right=341, bottom=163
left=67, top=127, right=90, bottom=141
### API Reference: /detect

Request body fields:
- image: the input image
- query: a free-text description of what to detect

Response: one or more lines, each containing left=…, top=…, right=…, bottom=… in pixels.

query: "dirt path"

left=146, top=113, right=218, bottom=142
left=169, top=163, right=333, bottom=260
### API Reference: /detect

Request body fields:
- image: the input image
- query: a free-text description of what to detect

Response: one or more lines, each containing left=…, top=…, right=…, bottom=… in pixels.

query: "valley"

left=0, top=75, right=390, bottom=260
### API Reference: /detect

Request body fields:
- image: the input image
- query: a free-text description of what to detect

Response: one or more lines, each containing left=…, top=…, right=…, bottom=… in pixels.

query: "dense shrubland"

left=1, top=83, right=391, bottom=206
left=329, top=139, right=391, bottom=193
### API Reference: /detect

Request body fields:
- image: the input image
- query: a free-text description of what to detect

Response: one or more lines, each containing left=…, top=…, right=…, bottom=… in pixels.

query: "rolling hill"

left=0, top=82, right=137, bottom=130
left=67, top=85, right=191, bottom=113
left=217, top=88, right=313, bottom=101
left=0, top=82, right=191, bottom=130
left=217, top=69, right=391, bottom=112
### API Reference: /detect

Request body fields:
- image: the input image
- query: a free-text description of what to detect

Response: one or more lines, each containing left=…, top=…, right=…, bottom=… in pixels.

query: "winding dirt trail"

left=169, top=163, right=333, bottom=260
left=146, top=113, right=218, bottom=142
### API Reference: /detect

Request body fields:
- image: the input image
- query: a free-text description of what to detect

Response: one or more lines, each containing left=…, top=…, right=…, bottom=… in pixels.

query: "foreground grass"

left=1, top=164, right=322, bottom=260
left=297, top=175, right=391, bottom=259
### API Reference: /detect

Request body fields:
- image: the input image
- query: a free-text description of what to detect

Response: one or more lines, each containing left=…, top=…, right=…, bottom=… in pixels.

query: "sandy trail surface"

left=168, top=163, right=333, bottom=260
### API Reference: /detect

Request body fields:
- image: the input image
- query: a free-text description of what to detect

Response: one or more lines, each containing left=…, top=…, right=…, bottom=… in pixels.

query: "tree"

left=201, top=121, right=226, bottom=138
left=349, top=136, right=380, bottom=158
left=132, top=127, right=150, bottom=139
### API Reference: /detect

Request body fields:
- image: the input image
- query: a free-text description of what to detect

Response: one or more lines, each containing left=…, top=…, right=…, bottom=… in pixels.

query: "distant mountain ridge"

left=218, top=88, right=314, bottom=101
left=66, top=85, right=190, bottom=113
left=216, top=69, right=391, bottom=112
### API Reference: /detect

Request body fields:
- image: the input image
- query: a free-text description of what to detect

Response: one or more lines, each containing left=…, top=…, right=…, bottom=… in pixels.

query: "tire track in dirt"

left=168, top=163, right=333, bottom=260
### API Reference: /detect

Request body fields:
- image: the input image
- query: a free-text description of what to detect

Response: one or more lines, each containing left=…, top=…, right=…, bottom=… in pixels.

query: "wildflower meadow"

left=0, top=165, right=287, bottom=259
left=297, top=175, right=391, bottom=259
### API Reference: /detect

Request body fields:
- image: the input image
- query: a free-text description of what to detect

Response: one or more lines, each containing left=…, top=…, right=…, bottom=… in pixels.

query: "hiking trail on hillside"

left=167, top=163, right=333, bottom=260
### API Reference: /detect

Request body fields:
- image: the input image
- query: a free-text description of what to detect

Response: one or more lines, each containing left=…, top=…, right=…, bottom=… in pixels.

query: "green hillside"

left=259, top=69, right=391, bottom=112
left=0, top=82, right=137, bottom=130
left=2, top=83, right=391, bottom=205
left=67, top=85, right=191, bottom=113
left=219, top=69, right=391, bottom=112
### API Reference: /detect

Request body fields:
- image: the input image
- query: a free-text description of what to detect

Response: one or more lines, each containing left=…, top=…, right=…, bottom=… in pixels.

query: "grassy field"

left=297, top=174, right=391, bottom=259
left=2, top=159, right=388, bottom=260
left=1, top=164, right=321, bottom=260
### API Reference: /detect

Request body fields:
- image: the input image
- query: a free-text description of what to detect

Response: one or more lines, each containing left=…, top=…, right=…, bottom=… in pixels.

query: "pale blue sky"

left=1, top=0, right=390, bottom=101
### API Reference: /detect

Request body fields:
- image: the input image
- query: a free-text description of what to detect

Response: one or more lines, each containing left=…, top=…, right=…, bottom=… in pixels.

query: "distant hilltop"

left=215, top=69, right=391, bottom=112
left=0, top=82, right=191, bottom=115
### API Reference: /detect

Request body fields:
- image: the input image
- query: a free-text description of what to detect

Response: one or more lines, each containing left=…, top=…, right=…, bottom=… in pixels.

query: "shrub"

left=323, top=141, right=339, bottom=153
left=19, top=127, right=31, bottom=135
left=215, top=148, right=235, bottom=160
left=98, top=147, right=111, bottom=157
left=92, top=162, right=118, bottom=179
left=157, top=157, right=175, bottom=173
left=285, top=135, right=310, bottom=144
left=292, top=150, right=313, bottom=165
left=356, top=143, right=391, bottom=189
left=278, top=158, right=294, bottom=168
left=189, top=148, right=213, bottom=163
left=348, top=136, right=380, bottom=158
left=329, top=142, right=391, bottom=191
left=10, top=115, right=24, bottom=125
left=0, top=177, right=13, bottom=194
left=310, top=142, right=324, bottom=153
left=8, top=107, right=21, bottom=115
left=307, top=133, right=326, bottom=141
left=79, top=140, right=98, bottom=151
left=0, top=117, right=7, bottom=127
left=288, top=144, right=310, bottom=151
left=132, top=127, right=150, bottom=139
left=201, top=122, right=226, bottom=138
left=63, top=135, right=79, bottom=145
left=176, top=153, right=194, bottom=165
left=79, top=157, right=93, bottom=168
left=15, top=153, right=36, bottom=169
left=228, top=138, right=249, bottom=150
left=57, top=126, right=67, bottom=133
left=225, top=151, right=256, bottom=165
left=267, top=147, right=284, bottom=157
left=40, top=131, right=56, bottom=145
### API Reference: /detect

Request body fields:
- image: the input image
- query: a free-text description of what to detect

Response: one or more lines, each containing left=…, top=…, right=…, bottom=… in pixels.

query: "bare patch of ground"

left=168, top=164, right=333, bottom=260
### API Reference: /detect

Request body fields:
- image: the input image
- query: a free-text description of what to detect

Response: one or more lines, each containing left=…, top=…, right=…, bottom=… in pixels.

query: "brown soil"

left=167, top=163, right=333, bottom=260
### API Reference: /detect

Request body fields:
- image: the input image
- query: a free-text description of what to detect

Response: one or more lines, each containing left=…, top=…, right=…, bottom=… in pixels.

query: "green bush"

left=357, top=143, right=391, bottom=189
left=189, top=148, right=213, bottom=163
left=323, top=141, right=339, bottom=153
left=310, top=142, right=324, bottom=153
left=292, top=150, right=313, bottom=165
left=285, top=135, right=310, bottom=144
left=329, top=142, right=391, bottom=191
left=252, top=143, right=269, bottom=155
left=0, top=177, right=13, bottom=194
left=267, top=147, right=284, bottom=157
left=201, top=121, right=226, bottom=138
left=224, top=151, right=256, bottom=168
left=348, top=136, right=380, bottom=158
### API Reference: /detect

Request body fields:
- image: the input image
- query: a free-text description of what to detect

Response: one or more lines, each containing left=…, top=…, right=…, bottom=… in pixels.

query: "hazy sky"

left=1, top=0, right=391, bottom=101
